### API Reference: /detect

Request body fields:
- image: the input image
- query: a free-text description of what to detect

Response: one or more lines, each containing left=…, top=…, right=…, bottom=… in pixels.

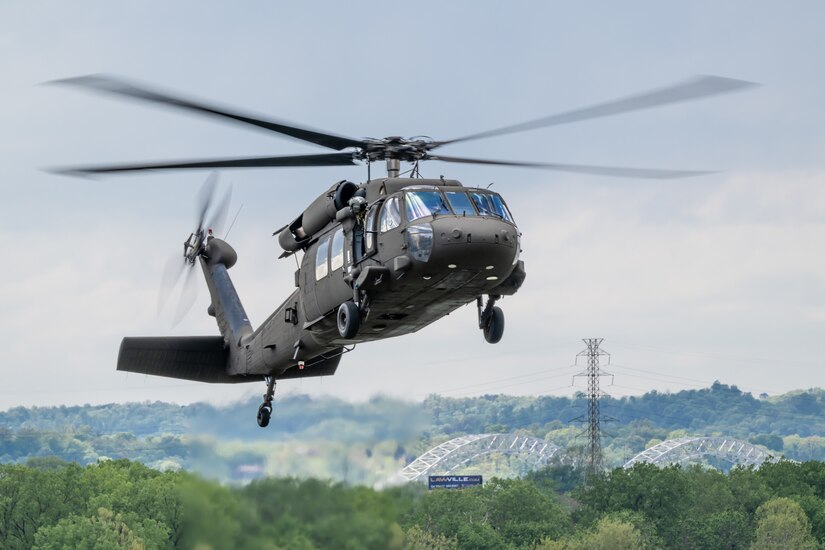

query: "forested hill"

left=2, top=382, right=825, bottom=482
left=428, top=382, right=825, bottom=438
left=3, top=382, right=824, bottom=442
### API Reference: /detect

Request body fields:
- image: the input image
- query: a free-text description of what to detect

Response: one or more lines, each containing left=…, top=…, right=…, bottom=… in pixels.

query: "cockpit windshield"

left=400, top=188, right=515, bottom=224
left=405, top=190, right=451, bottom=222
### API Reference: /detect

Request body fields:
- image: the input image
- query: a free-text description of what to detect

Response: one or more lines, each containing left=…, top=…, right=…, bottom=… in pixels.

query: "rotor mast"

left=386, top=158, right=400, bottom=178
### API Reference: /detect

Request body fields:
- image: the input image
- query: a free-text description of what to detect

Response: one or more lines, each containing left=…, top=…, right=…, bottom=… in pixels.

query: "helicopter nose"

left=425, top=217, right=519, bottom=276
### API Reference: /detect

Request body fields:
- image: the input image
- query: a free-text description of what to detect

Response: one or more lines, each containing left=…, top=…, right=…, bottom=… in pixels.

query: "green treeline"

left=3, top=384, right=825, bottom=484
left=3, top=459, right=825, bottom=549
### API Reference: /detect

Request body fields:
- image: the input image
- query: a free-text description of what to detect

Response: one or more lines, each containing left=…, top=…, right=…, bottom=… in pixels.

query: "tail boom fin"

left=117, top=336, right=256, bottom=383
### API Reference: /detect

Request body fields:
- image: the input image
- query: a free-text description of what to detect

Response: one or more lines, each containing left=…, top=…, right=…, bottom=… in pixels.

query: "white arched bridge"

left=395, top=433, right=572, bottom=482
left=393, top=434, right=779, bottom=483
left=623, top=436, right=778, bottom=470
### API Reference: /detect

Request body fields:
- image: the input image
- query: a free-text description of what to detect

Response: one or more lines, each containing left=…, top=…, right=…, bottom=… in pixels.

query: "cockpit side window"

left=489, top=194, right=514, bottom=223
left=315, top=235, right=330, bottom=280
left=470, top=192, right=496, bottom=217
left=379, top=196, right=401, bottom=232
left=470, top=191, right=514, bottom=222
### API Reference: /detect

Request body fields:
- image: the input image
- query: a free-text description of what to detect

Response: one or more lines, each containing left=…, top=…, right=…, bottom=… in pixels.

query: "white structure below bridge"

left=390, top=434, right=780, bottom=485
left=624, top=437, right=778, bottom=470
left=395, top=433, right=572, bottom=483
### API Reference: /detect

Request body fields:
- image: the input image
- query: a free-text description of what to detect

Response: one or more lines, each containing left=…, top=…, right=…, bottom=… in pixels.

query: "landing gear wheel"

left=483, top=306, right=505, bottom=344
left=337, top=301, right=360, bottom=339
left=256, top=404, right=272, bottom=428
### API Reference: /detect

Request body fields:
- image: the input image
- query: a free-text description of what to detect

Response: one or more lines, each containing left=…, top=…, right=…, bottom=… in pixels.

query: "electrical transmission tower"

left=571, top=338, right=613, bottom=477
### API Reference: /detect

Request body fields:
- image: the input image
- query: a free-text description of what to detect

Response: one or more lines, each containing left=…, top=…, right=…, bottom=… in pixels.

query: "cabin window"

left=405, top=191, right=451, bottom=221
left=330, top=229, right=345, bottom=271
left=444, top=191, right=476, bottom=216
left=379, top=196, right=401, bottom=232
left=315, top=235, right=330, bottom=280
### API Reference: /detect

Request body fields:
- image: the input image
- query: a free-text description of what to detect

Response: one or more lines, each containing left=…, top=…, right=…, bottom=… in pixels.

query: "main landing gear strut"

left=257, top=376, right=277, bottom=428
left=477, top=295, right=505, bottom=344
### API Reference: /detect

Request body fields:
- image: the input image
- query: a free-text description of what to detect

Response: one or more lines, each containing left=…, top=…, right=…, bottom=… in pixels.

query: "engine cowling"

left=278, top=180, right=359, bottom=252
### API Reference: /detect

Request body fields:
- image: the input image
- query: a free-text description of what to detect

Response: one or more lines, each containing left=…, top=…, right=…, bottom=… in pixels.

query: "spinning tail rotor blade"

left=49, top=74, right=366, bottom=151
left=173, top=266, right=199, bottom=327
left=207, top=185, right=233, bottom=236
left=196, top=171, right=219, bottom=232
left=427, top=154, right=715, bottom=179
left=157, top=254, right=185, bottom=315
left=438, top=75, right=758, bottom=147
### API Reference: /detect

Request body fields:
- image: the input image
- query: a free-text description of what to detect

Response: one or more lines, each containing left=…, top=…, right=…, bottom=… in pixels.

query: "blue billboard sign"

left=428, top=475, right=483, bottom=490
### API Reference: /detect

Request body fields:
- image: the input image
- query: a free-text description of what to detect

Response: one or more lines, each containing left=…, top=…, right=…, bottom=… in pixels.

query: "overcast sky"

left=1, top=2, right=823, bottom=410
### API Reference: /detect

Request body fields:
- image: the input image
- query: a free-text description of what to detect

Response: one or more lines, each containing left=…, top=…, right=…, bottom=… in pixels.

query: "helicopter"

left=52, top=74, right=755, bottom=426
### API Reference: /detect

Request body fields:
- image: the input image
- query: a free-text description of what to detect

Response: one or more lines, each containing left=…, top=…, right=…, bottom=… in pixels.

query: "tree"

left=793, top=495, right=825, bottom=544
left=680, top=510, right=752, bottom=549
left=749, top=435, right=783, bottom=452
left=0, top=463, right=86, bottom=550
left=177, top=476, right=252, bottom=550
left=32, top=507, right=162, bottom=550
left=484, top=478, right=571, bottom=547
left=406, top=486, right=506, bottom=550
left=403, top=525, right=459, bottom=550
left=538, top=518, right=645, bottom=550
left=750, top=497, right=816, bottom=550
left=573, top=463, right=692, bottom=541
left=578, top=517, right=645, bottom=550
left=525, top=464, right=583, bottom=494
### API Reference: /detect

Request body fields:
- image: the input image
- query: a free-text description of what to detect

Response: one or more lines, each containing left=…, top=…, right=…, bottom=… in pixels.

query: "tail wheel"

left=483, top=306, right=505, bottom=344
left=337, top=301, right=360, bottom=339
left=257, top=404, right=272, bottom=428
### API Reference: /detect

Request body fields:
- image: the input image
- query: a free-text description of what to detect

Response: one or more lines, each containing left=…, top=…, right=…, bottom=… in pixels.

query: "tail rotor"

left=157, top=171, right=233, bottom=325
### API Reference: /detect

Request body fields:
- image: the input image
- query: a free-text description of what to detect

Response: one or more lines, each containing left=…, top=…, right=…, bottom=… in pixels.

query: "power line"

left=609, top=341, right=822, bottom=369
left=434, top=364, right=578, bottom=395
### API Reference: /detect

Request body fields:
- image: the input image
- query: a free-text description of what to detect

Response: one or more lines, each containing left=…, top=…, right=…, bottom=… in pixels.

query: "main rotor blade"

left=438, top=75, right=758, bottom=147
left=52, top=152, right=357, bottom=176
left=428, top=154, right=715, bottom=179
left=50, top=75, right=366, bottom=151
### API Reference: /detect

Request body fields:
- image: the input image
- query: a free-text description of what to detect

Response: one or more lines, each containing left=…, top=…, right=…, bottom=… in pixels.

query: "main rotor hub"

left=358, top=136, right=436, bottom=163
left=183, top=230, right=205, bottom=264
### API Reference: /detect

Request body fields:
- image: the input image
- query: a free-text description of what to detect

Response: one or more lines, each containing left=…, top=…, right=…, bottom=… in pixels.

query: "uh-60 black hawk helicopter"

left=53, top=74, right=755, bottom=427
